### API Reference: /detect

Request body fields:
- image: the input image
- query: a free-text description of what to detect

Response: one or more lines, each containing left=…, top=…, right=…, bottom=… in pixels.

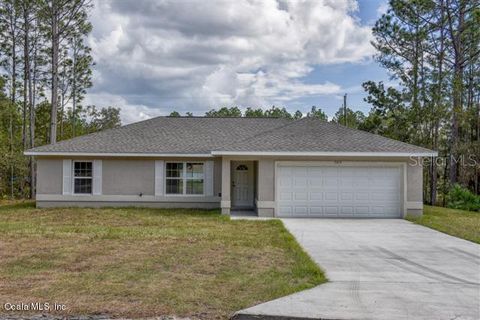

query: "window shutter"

left=155, top=160, right=165, bottom=196
left=204, top=160, right=214, bottom=196
left=62, top=159, right=72, bottom=195
left=93, top=160, right=103, bottom=195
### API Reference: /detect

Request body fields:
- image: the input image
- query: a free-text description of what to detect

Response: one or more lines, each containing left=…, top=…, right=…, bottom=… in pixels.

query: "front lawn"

left=0, top=203, right=325, bottom=319
left=407, top=205, right=480, bottom=244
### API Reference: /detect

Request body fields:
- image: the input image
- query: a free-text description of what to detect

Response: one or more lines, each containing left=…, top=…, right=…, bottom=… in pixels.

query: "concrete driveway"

left=234, top=219, right=480, bottom=320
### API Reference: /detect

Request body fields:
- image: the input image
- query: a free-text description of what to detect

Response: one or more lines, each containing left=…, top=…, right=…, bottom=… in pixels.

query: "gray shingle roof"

left=213, top=117, right=434, bottom=154
left=26, top=116, right=435, bottom=155
left=27, top=117, right=291, bottom=154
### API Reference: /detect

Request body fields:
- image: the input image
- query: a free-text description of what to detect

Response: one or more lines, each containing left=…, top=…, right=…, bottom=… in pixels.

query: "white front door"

left=232, top=162, right=254, bottom=208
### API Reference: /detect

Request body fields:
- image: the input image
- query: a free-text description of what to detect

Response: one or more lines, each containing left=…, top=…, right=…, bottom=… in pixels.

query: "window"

left=73, top=161, right=93, bottom=194
left=166, top=162, right=204, bottom=195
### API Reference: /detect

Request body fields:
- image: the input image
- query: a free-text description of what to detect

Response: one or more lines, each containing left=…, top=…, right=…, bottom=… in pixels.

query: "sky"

left=85, top=0, right=392, bottom=124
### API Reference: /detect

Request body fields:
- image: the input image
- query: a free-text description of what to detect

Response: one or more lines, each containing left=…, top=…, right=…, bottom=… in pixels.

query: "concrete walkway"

left=234, top=219, right=480, bottom=320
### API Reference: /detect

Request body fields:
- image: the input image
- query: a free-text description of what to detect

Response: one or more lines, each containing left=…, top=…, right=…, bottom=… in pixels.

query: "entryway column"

left=256, top=159, right=275, bottom=217
left=221, top=157, right=231, bottom=215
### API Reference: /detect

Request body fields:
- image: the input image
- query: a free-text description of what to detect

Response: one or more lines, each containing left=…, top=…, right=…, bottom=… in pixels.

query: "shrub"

left=447, top=184, right=480, bottom=212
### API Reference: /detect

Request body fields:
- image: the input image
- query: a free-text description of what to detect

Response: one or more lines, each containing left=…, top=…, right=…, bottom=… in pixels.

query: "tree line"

left=366, top=0, right=479, bottom=204
left=169, top=105, right=366, bottom=126
left=0, top=0, right=120, bottom=198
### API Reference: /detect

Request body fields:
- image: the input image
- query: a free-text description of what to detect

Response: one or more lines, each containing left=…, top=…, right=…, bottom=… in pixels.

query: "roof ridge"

left=213, top=117, right=304, bottom=151
left=168, top=116, right=289, bottom=119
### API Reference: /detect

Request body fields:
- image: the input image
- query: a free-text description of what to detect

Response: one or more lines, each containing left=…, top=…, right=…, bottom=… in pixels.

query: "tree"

left=0, top=0, right=21, bottom=198
left=38, top=0, right=93, bottom=144
left=366, top=0, right=480, bottom=202
left=293, top=110, right=303, bottom=119
left=68, top=24, right=93, bottom=138
left=306, top=106, right=327, bottom=120
left=443, top=0, right=480, bottom=184
left=87, top=105, right=121, bottom=132
left=0, top=0, right=100, bottom=199
left=362, top=81, right=410, bottom=141
left=244, top=107, right=265, bottom=117
left=19, top=0, right=38, bottom=196
left=263, top=106, right=292, bottom=118
left=331, top=107, right=365, bottom=129
left=205, top=106, right=241, bottom=117
left=168, top=111, right=180, bottom=117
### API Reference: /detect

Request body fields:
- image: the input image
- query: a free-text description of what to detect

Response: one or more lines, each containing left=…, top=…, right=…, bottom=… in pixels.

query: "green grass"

left=407, top=205, right=480, bottom=244
left=0, top=202, right=325, bottom=319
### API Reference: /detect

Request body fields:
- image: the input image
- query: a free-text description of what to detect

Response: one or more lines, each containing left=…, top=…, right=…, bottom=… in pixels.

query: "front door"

left=232, top=161, right=254, bottom=208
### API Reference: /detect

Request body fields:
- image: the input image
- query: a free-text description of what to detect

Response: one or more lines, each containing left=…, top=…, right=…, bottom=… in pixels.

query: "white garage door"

left=276, top=164, right=403, bottom=218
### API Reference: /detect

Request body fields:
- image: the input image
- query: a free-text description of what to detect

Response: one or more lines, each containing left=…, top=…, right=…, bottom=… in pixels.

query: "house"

left=25, top=116, right=437, bottom=218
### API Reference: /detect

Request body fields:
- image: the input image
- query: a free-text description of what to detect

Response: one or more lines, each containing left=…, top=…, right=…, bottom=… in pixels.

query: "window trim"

left=72, top=160, right=93, bottom=195
left=164, top=161, right=205, bottom=196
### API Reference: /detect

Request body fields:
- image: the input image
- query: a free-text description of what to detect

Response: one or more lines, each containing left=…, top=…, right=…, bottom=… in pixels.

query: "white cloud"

left=376, top=1, right=389, bottom=17
left=86, top=0, right=374, bottom=123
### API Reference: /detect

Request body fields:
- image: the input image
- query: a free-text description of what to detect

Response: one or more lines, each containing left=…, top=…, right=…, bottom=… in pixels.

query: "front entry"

left=231, top=161, right=254, bottom=208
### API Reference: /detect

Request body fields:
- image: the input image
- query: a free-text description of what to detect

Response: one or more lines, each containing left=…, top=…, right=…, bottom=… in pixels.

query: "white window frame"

left=72, top=160, right=93, bottom=195
left=164, top=161, right=205, bottom=196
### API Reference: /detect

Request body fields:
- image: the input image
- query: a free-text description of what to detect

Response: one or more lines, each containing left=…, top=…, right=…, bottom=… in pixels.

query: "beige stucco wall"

left=37, top=201, right=219, bottom=209
left=36, top=158, right=63, bottom=195
left=35, top=155, right=424, bottom=216
left=213, top=157, right=222, bottom=197
left=103, top=159, right=155, bottom=195
left=257, top=159, right=275, bottom=202
left=406, top=159, right=423, bottom=202
left=35, top=157, right=222, bottom=208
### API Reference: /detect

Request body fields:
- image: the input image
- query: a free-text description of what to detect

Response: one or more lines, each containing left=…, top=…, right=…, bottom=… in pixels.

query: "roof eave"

left=210, top=151, right=439, bottom=157
left=24, top=150, right=439, bottom=158
left=24, top=151, right=214, bottom=158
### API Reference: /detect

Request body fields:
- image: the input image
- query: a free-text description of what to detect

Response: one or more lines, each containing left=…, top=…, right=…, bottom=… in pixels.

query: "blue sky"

left=86, top=0, right=393, bottom=123
left=290, top=61, right=391, bottom=117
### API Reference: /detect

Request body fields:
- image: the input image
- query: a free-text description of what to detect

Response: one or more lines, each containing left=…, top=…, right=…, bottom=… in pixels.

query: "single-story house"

left=25, top=117, right=437, bottom=218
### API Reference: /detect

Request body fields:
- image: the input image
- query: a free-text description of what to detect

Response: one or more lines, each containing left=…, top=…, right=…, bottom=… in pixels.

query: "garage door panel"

left=294, top=191, right=308, bottom=200
left=277, top=164, right=402, bottom=218
left=354, top=206, right=370, bottom=215
left=322, top=167, right=338, bottom=175
left=294, top=177, right=308, bottom=187
left=355, top=192, right=370, bottom=200
left=324, top=177, right=339, bottom=186
left=294, top=207, right=308, bottom=215
left=309, top=191, right=323, bottom=200
left=324, top=206, right=339, bottom=215
left=308, top=178, right=323, bottom=187
left=324, top=192, right=338, bottom=201
left=293, top=167, right=308, bottom=175
left=340, top=206, right=354, bottom=215
left=278, top=206, right=292, bottom=215
left=279, top=177, right=292, bottom=187
left=309, top=206, right=323, bottom=214
left=341, top=192, right=354, bottom=201
left=279, top=192, right=292, bottom=201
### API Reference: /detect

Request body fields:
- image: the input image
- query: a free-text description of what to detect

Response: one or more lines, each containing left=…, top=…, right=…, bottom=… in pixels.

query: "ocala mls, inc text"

left=3, top=302, right=67, bottom=312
